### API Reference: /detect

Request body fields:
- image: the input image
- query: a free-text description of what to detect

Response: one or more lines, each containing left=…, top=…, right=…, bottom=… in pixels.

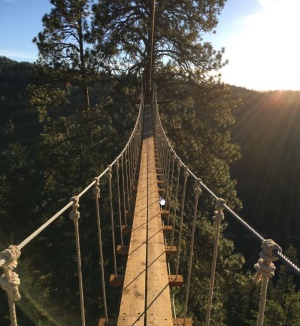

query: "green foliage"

left=32, top=0, right=104, bottom=111
left=0, top=57, right=36, bottom=137
left=159, top=71, right=242, bottom=210
left=0, top=121, right=42, bottom=240
left=93, top=0, right=227, bottom=95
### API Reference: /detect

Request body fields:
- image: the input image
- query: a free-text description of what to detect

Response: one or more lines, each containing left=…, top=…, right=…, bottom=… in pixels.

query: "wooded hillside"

left=1, top=56, right=300, bottom=325
left=230, top=87, right=300, bottom=261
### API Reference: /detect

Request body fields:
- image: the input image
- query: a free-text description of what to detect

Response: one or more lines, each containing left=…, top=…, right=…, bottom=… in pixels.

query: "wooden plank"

left=122, top=224, right=172, bottom=236
left=117, top=105, right=173, bottom=325
left=98, top=318, right=117, bottom=326
left=109, top=273, right=183, bottom=287
left=117, top=245, right=176, bottom=256
left=173, top=318, right=193, bottom=325
left=121, top=225, right=132, bottom=235
left=118, top=135, right=149, bottom=326
left=161, top=210, right=169, bottom=218
left=146, top=127, right=173, bottom=326
left=165, top=246, right=177, bottom=255
left=168, top=275, right=184, bottom=287
left=163, top=225, right=173, bottom=234
left=125, top=209, right=133, bottom=219
left=109, top=274, right=124, bottom=287
left=116, top=245, right=129, bottom=255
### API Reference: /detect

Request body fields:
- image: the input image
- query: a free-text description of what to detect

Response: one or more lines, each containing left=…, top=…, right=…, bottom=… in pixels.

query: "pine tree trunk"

left=78, top=17, right=90, bottom=110
left=144, top=0, right=155, bottom=102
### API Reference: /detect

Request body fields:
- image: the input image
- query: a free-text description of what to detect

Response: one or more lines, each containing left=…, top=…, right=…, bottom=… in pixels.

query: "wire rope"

left=175, top=166, right=189, bottom=276
left=108, top=166, right=118, bottom=277
left=93, top=178, right=108, bottom=322
left=183, top=180, right=202, bottom=323
left=116, top=160, right=124, bottom=247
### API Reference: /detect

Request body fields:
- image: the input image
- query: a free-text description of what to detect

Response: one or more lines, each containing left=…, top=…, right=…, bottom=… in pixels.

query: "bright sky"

left=0, top=0, right=299, bottom=91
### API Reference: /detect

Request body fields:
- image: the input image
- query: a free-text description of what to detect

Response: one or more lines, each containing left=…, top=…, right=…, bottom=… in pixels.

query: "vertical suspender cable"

left=125, top=150, right=131, bottom=212
left=175, top=166, right=189, bottom=276
left=171, top=162, right=182, bottom=246
left=108, top=166, right=118, bottom=277
left=69, top=196, right=86, bottom=326
left=116, top=160, right=124, bottom=247
left=93, top=177, right=108, bottom=322
left=167, top=154, right=175, bottom=225
left=121, top=154, right=128, bottom=226
left=149, top=0, right=156, bottom=91
left=127, top=144, right=131, bottom=189
left=130, top=141, right=135, bottom=190
left=183, top=180, right=202, bottom=324
left=205, top=199, right=225, bottom=326
left=164, top=150, right=171, bottom=205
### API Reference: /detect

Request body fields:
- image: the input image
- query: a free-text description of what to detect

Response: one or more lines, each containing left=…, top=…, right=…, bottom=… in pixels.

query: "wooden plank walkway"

left=117, top=105, right=173, bottom=326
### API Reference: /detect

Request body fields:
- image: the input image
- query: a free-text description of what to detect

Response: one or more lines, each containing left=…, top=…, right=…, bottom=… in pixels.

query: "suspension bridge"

left=1, top=90, right=300, bottom=326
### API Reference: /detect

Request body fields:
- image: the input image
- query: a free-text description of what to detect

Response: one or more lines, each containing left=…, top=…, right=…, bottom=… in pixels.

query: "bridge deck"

left=117, top=105, right=173, bottom=325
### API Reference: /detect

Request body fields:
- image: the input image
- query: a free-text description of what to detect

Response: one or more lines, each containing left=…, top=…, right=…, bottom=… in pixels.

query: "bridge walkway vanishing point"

left=118, top=104, right=173, bottom=325
left=103, top=103, right=186, bottom=325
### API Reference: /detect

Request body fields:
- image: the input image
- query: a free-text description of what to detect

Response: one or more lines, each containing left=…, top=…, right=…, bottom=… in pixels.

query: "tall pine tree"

left=32, top=0, right=101, bottom=115
left=92, top=0, right=227, bottom=95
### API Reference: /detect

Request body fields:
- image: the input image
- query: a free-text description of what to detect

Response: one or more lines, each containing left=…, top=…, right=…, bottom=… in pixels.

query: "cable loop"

left=177, top=161, right=182, bottom=170
left=0, top=271, right=21, bottom=299
left=69, top=196, right=80, bottom=221
left=108, top=165, right=112, bottom=179
left=254, top=239, right=282, bottom=284
left=93, top=177, right=100, bottom=197
left=213, top=198, right=226, bottom=222
left=216, top=198, right=226, bottom=210
left=254, top=239, right=282, bottom=326
left=0, top=245, right=21, bottom=302
left=194, top=179, right=202, bottom=197
left=183, top=166, right=189, bottom=178
left=0, top=246, right=20, bottom=270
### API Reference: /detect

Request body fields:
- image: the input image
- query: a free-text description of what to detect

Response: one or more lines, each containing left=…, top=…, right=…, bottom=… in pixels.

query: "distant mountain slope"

left=0, top=56, right=33, bottom=106
left=230, top=86, right=300, bottom=248
left=0, top=57, right=39, bottom=147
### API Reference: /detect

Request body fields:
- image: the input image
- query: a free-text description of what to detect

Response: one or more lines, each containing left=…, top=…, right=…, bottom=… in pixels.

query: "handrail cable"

left=183, top=179, right=202, bottom=323
left=0, top=91, right=144, bottom=326
left=1, top=96, right=145, bottom=266
left=93, top=177, right=108, bottom=322
left=154, top=94, right=300, bottom=277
